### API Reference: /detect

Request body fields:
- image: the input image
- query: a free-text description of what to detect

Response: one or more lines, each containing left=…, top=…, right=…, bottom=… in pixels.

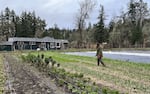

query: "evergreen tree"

left=0, top=12, right=5, bottom=41
left=4, top=7, right=11, bottom=40
left=14, top=16, right=21, bottom=37
left=94, top=5, right=107, bottom=43
left=34, top=17, right=46, bottom=38
left=9, top=10, right=16, bottom=37
left=0, top=7, right=47, bottom=38
left=0, top=7, right=16, bottom=40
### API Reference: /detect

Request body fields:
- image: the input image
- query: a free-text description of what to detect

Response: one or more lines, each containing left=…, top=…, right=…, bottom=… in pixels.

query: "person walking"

left=96, top=43, right=105, bottom=66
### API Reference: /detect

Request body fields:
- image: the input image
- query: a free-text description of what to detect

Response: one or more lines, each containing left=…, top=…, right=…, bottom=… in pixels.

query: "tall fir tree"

left=94, top=5, right=107, bottom=43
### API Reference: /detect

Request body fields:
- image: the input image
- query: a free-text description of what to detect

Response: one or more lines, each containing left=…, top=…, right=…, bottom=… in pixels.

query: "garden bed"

left=28, top=51, right=150, bottom=94
left=22, top=53, right=117, bottom=94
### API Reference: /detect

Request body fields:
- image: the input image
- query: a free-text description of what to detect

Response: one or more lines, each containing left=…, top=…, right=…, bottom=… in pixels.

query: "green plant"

left=57, top=63, right=60, bottom=67
left=0, top=55, right=5, bottom=94
left=51, top=60, right=56, bottom=67
left=22, top=51, right=150, bottom=94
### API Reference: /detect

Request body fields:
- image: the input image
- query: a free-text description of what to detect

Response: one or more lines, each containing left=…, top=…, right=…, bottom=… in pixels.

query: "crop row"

left=21, top=53, right=119, bottom=94
left=46, top=52, right=150, bottom=94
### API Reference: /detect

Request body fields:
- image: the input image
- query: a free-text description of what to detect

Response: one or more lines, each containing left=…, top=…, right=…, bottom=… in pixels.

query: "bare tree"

left=75, top=0, right=96, bottom=48
left=128, top=0, right=149, bottom=45
left=142, top=21, right=150, bottom=47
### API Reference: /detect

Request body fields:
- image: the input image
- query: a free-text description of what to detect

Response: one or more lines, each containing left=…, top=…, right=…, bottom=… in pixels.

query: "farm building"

left=0, top=37, right=69, bottom=51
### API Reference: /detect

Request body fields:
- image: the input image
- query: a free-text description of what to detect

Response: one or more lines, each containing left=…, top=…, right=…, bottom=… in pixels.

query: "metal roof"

left=8, top=37, right=55, bottom=42
left=0, top=41, right=13, bottom=45
left=8, top=37, right=68, bottom=43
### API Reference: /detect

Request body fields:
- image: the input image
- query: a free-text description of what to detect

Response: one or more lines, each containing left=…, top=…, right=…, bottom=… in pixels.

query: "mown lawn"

left=29, top=51, right=150, bottom=94
left=0, top=55, right=5, bottom=94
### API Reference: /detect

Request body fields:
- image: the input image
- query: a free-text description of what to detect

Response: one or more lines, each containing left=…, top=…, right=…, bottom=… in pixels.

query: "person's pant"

left=97, top=58, right=105, bottom=66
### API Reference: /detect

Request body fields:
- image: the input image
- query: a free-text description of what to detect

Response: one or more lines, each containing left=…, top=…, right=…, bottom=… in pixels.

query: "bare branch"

left=74, top=0, right=96, bottom=48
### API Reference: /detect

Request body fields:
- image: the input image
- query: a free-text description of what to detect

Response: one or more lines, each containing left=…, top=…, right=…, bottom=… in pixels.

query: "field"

left=0, top=54, right=5, bottom=94
left=29, top=51, right=150, bottom=94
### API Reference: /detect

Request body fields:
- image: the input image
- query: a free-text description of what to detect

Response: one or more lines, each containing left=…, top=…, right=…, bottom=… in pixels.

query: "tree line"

left=73, top=0, right=150, bottom=48
left=0, top=7, right=46, bottom=41
left=108, top=0, right=150, bottom=48
left=0, top=0, right=150, bottom=48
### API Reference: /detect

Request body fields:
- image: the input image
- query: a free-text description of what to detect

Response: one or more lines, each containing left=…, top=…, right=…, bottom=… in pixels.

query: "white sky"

left=0, top=0, right=150, bottom=29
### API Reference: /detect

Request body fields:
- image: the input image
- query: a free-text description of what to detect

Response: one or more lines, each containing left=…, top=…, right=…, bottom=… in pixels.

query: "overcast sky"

left=0, top=0, right=150, bottom=29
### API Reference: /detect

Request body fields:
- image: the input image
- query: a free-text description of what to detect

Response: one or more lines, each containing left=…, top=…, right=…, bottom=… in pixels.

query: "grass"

left=0, top=55, right=5, bottom=94
left=60, top=48, right=95, bottom=52
left=27, top=51, right=150, bottom=94
left=53, top=47, right=150, bottom=52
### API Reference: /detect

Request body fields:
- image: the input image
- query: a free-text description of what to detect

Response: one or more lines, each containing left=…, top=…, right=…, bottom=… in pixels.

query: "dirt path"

left=2, top=53, right=68, bottom=94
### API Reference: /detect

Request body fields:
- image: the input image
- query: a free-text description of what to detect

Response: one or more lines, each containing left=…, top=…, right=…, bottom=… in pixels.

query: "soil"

left=2, top=53, right=68, bottom=94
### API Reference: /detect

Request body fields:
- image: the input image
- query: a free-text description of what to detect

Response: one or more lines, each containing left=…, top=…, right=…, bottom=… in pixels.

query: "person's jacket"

left=96, top=47, right=103, bottom=57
